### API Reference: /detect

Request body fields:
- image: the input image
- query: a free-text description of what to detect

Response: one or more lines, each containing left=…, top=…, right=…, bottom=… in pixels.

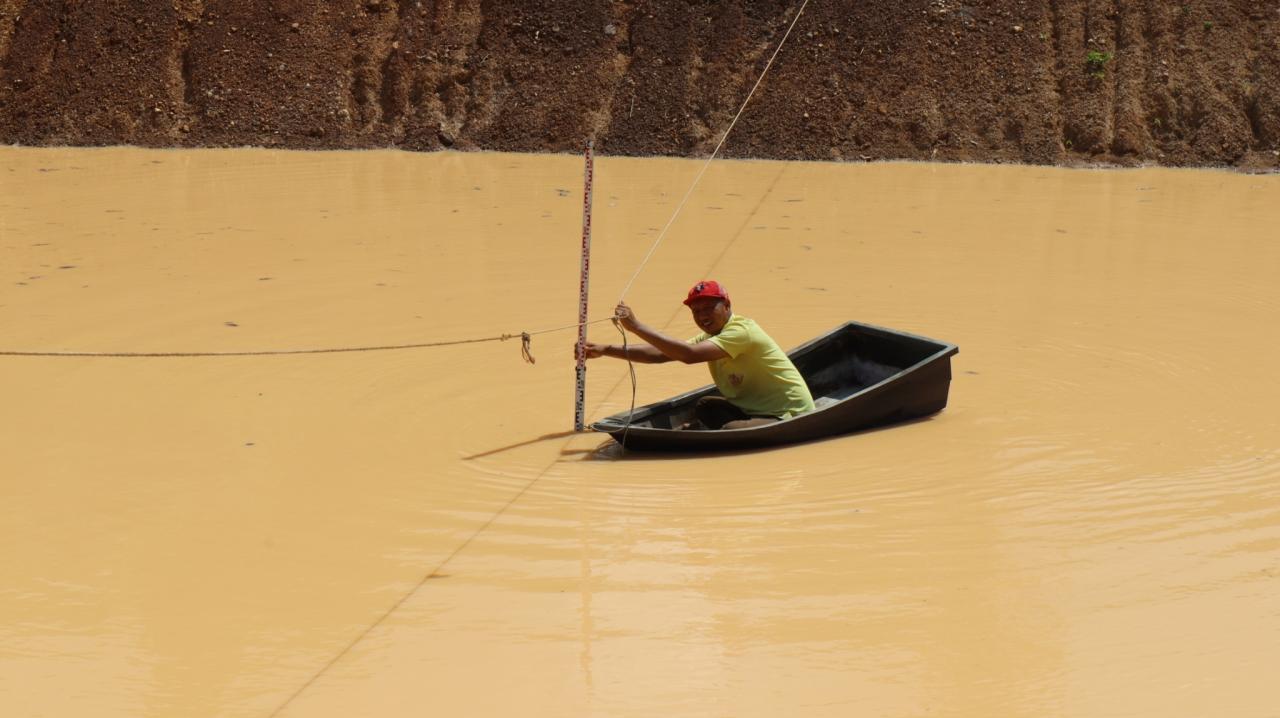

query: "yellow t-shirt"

left=690, top=314, right=815, bottom=418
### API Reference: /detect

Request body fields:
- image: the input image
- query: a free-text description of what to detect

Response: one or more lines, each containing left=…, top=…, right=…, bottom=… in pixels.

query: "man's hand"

left=579, top=341, right=608, bottom=360
left=614, top=302, right=639, bottom=331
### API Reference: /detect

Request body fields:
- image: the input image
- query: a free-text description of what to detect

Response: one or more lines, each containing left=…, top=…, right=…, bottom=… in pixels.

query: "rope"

left=265, top=436, right=572, bottom=718
left=0, top=318, right=611, bottom=360
left=519, top=332, right=535, bottom=365
left=617, top=0, right=812, bottom=301
left=612, top=317, right=637, bottom=446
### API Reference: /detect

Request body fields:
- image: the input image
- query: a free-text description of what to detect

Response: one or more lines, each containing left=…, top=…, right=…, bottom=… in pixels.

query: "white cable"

left=617, top=0, right=812, bottom=301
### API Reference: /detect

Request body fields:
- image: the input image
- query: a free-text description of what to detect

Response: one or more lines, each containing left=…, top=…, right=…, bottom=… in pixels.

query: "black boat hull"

left=590, top=321, right=959, bottom=452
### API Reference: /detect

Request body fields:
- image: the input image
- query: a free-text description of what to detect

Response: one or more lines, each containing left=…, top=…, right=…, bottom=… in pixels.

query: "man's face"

left=688, top=297, right=731, bottom=335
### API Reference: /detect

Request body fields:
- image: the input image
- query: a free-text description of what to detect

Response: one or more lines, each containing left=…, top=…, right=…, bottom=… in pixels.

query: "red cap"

left=683, top=280, right=730, bottom=306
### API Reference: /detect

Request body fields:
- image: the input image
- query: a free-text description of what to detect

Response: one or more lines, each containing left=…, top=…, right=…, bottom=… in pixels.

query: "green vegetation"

left=1085, top=50, right=1114, bottom=79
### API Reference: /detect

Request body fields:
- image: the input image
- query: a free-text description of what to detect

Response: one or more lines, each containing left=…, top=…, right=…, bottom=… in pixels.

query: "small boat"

left=590, top=321, right=959, bottom=452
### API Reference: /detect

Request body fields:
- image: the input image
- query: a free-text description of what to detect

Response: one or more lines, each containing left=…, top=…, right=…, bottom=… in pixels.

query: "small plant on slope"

left=1085, top=50, right=1114, bottom=79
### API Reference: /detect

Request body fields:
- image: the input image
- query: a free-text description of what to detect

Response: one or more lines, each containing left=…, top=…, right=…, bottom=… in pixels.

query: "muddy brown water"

left=1, top=147, right=1277, bottom=717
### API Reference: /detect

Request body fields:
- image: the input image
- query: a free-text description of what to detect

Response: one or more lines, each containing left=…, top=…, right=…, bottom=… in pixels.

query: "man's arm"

left=624, top=324, right=727, bottom=364
left=582, top=341, right=673, bottom=364
left=613, top=304, right=729, bottom=364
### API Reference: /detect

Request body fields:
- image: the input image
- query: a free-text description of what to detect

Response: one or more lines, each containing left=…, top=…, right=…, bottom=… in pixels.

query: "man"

left=582, top=280, right=815, bottom=430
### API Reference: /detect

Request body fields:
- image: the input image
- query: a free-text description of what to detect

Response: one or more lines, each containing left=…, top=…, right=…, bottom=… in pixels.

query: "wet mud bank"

left=1, top=0, right=1277, bottom=169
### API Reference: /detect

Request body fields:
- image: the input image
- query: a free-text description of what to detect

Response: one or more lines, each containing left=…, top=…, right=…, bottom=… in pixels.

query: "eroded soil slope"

left=1, top=0, right=1277, bottom=168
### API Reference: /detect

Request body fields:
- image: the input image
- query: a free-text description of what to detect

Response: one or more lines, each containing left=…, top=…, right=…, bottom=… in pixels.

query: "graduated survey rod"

left=574, top=140, right=594, bottom=431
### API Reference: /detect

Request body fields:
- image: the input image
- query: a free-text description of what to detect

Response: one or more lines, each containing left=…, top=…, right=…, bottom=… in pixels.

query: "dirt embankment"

left=1, top=1, right=1277, bottom=169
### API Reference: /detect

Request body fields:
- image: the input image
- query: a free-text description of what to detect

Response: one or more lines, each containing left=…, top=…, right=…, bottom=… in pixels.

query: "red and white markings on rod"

left=574, top=140, right=594, bottom=432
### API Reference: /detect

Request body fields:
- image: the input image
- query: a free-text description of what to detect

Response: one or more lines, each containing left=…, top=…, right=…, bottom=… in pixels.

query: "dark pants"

left=692, top=396, right=782, bottom=430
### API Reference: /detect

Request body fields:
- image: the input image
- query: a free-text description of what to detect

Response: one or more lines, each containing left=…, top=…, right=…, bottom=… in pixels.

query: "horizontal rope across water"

left=0, top=317, right=614, bottom=360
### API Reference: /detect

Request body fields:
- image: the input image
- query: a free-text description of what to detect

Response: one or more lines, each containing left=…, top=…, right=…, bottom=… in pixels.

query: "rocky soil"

left=1, top=0, right=1277, bottom=169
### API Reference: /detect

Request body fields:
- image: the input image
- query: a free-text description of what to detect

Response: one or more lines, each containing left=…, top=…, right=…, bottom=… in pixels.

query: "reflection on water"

left=1, top=147, right=1278, bottom=717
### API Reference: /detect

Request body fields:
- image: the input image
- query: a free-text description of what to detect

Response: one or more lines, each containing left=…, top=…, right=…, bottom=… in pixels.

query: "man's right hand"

left=579, top=342, right=608, bottom=360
